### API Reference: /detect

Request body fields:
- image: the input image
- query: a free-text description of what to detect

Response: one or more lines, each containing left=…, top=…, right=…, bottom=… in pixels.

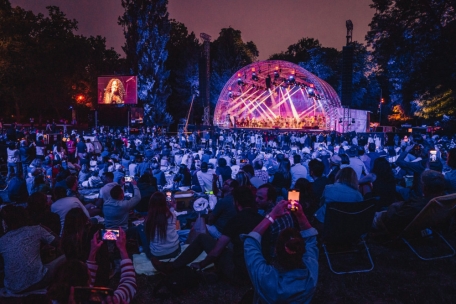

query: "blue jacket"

left=242, top=228, right=319, bottom=304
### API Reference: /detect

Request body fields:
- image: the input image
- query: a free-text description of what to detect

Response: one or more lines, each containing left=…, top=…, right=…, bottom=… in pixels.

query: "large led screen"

left=98, top=76, right=137, bottom=104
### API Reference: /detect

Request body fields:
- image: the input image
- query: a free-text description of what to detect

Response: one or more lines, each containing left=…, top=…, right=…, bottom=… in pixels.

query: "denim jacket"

left=242, top=228, right=319, bottom=304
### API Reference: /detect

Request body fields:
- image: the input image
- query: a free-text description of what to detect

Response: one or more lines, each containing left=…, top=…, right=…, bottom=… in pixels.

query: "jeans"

left=7, top=162, right=19, bottom=179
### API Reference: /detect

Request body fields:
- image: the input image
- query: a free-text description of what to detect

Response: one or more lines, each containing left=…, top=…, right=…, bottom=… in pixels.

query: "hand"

left=115, top=227, right=128, bottom=258
left=293, top=203, right=312, bottom=230
left=269, top=200, right=290, bottom=220
left=89, top=231, right=103, bottom=258
left=131, top=179, right=137, bottom=186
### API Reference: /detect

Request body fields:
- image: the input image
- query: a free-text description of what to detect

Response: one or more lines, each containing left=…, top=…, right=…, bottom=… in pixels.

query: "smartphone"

left=287, top=201, right=298, bottom=212
left=124, top=176, right=132, bottom=182
left=166, top=191, right=172, bottom=202
left=100, top=229, right=120, bottom=241
left=73, top=286, right=114, bottom=304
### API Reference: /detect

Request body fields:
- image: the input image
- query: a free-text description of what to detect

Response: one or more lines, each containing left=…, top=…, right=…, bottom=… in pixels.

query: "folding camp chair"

left=399, top=193, right=456, bottom=260
left=321, top=198, right=377, bottom=274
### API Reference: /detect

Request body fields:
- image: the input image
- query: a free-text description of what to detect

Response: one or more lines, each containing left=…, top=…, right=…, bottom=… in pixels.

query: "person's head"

left=368, top=143, right=376, bottom=152
left=8, top=142, right=16, bottom=150
left=217, top=157, right=227, bottom=167
left=308, top=159, right=324, bottom=178
left=340, top=154, right=350, bottom=165
left=201, top=162, right=209, bottom=173
left=293, top=154, right=301, bottom=165
left=62, top=207, right=90, bottom=236
left=102, top=171, right=114, bottom=183
left=335, top=167, right=358, bottom=190
left=421, top=170, right=445, bottom=197
left=65, top=175, right=78, bottom=190
left=1, top=205, right=28, bottom=231
left=111, top=79, right=118, bottom=92
left=256, top=184, right=277, bottom=210
left=253, top=159, right=263, bottom=170
left=54, top=186, right=67, bottom=200
left=110, top=185, right=124, bottom=200
left=275, top=228, right=305, bottom=271
left=278, top=159, right=291, bottom=176
left=242, top=164, right=255, bottom=177
left=371, top=157, right=395, bottom=182
left=235, top=171, right=252, bottom=187
left=47, top=259, right=91, bottom=303
left=145, top=192, right=171, bottom=242
left=221, top=179, right=239, bottom=194
left=232, top=186, right=256, bottom=210
left=447, top=148, right=456, bottom=170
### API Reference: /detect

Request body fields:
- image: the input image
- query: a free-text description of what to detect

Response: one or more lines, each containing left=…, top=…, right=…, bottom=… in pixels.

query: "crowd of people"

left=0, top=122, right=456, bottom=303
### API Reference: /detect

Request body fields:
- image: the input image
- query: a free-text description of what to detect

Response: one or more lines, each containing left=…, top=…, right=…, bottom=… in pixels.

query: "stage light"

left=252, top=72, right=259, bottom=81
left=274, top=71, right=279, bottom=79
left=228, top=91, right=233, bottom=98
left=237, top=78, right=243, bottom=86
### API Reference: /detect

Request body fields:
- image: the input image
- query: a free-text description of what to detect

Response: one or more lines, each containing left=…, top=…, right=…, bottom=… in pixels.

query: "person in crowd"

left=7, top=169, right=28, bottom=203
left=103, top=182, right=141, bottom=230
left=78, top=164, right=91, bottom=185
left=242, top=200, right=318, bottom=303
left=346, top=146, right=369, bottom=180
left=19, top=139, right=35, bottom=178
left=135, top=157, right=151, bottom=177
left=52, top=186, right=91, bottom=235
left=207, top=179, right=239, bottom=239
left=6, top=141, right=20, bottom=179
left=95, top=171, right=118, bottom=209
left=271, top=159, right=292, bottom=199
left=135, top=172, right=158, bottom=214
left=395, top=144, right=428, bottom=201
left=290, top=154, right=308, bottom=188
left=151, top=160, right=167, bottom=187
left=235, top=171, right=257, bottom=196
left=27, top=192, right=61, bottom=235
left=138, top=192, right=180, bottom=260
left=314, top=167, right=363, bottom=224
left=173, top=163, right=192, bottom=187
left=367, top=142, right=381, bottom=170
left=0, top=205, right=65, bottom=294
left=444, top=148, right=456, bottom=193
left=215, top=157, right=232, bottom=182
left=373, top=170, right=446, bottom=236
left=197, top=162, right=221, bottom=193
left=230, top=158, right=240, bottom=179
left=327, top=155, right=341, bottom=184
left=242, top=164, right=263, bottom=189
left=47, top=229, right=136, bottom=304
left=66, top=135, right=77, bottom=163
left=113, top=164, right=126, bottom=184
left=359, top=157, right=397, bottom=207
left=30, top=172, right=51, bottom=195
left=253, top=159, right=269, bottom=185
left=308, top=158, right=328, bottom=201
left=152, top=186, right=266, bottom=285
left=255, top=183, right=295, bottom=258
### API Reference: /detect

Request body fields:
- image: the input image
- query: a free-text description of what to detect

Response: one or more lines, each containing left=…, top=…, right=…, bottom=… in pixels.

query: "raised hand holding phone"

left=89, top=232, right=103, bottom=261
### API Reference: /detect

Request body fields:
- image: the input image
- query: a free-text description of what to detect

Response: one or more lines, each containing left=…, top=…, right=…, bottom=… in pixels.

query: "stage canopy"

left=213, top=60, right=341, bottom=130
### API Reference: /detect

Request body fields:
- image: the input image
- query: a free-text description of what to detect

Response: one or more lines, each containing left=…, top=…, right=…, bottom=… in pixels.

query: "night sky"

left=10, top=0, right=374, bottom=60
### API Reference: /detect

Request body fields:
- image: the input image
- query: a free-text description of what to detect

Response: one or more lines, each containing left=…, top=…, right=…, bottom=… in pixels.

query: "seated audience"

left=0, top=205, right=64, bottom=294
left=51, top=186, right=90, bottom=235
left=314, top=167, right=363, bottom=224
left=103, top=182, right=141, bottom=230
left=27, top=192, right=61, bottom=235
left=243, top=200, right=318, bottom=303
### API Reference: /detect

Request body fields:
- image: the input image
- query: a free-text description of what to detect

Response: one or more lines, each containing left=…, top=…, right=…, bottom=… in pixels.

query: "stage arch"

left=213, top=60, right=341, bottom=130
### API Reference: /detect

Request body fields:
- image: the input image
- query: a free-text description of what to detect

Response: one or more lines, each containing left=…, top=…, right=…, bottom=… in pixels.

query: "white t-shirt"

left=51, top=196, right=90, bottom=235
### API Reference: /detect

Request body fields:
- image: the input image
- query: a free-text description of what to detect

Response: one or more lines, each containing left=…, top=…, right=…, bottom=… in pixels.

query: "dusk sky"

left=10, top=0, right=375, bottom=60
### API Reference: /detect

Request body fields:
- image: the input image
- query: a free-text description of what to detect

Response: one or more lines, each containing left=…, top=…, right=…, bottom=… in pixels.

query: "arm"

left=124, top=184, right=142, bottom=209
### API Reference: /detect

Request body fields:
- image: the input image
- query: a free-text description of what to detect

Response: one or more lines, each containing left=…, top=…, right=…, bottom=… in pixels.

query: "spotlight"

left=252, top=72, right=259, bottom=81
left=237, top=78, right=243, bottom=86
left=228, top=91, right=233, bottom=98
left=306, top=87, right=315, bottom=97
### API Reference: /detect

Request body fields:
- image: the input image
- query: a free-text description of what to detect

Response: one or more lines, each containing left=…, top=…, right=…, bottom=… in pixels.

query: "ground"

left=126, top=232, right=456, bottom=303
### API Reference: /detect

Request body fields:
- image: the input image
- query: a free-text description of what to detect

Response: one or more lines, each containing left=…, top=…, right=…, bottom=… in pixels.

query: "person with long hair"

left=242, top=200, right=318, bottom=303
left=48, top=229, right=136, bottom=304
left=359, top=157, right=397, bottom=207
left=314, top=167, right=363, bottom=224
left=103, top=78, right=126, bottom=104
left=139, top=192, right=180, bottom=260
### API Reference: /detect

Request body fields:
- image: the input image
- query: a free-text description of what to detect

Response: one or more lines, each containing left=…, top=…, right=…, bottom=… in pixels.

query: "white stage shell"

left=213, top=60, right=342, bottom=130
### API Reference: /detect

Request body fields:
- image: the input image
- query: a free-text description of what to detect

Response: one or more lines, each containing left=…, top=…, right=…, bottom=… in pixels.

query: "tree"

left=388, top=104, right=411, bottom=123
left=210, top=27, right=258, bottom=107
left=166, top=20, right=200, bottom=125
left=366, top=0, right=456, bottom=113
left=413, top=88, right=455, bottom=120
left=269, top=37, right=321, bottom=63
left=0, top=1, right=122, bottom=123
left=119, top=0, right=173, bottom=126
